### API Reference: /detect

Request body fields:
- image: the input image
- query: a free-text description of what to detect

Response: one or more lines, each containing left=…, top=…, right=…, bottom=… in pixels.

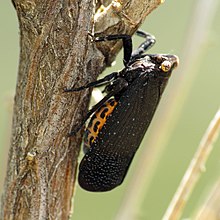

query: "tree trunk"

left=0, top=0, right=162, bottom=219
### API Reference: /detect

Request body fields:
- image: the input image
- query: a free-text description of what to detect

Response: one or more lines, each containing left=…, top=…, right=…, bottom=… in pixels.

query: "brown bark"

left=0, top=0, right=162, bottom=219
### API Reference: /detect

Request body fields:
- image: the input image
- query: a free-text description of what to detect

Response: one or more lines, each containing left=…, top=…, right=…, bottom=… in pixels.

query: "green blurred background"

left=1, top=1, right=220, bottom=219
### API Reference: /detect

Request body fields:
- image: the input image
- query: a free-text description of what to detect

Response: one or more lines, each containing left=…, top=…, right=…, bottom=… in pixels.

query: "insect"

left=65, top=30, right=179, bottom=192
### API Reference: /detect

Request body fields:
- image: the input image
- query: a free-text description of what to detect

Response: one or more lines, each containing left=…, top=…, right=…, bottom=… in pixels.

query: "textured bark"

left=0, top=0, right=162, bottom=219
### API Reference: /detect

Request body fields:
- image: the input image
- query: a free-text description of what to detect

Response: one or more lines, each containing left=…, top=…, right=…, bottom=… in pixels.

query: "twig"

left=195, top=178, right=220, bottom=220
left=162, top=108, right=220, bottom=220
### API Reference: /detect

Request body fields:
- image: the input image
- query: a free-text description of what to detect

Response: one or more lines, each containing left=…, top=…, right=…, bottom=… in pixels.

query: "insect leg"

left=93, top=34, right=132, bottom=66
left=131, top=30, right=156, bottom=59
left=64, top=72, right=118, bottom=92
left=68, top=77, right=128, bottom=136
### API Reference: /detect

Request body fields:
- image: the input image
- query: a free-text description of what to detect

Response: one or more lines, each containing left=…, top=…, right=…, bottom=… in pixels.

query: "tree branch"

left=0, top=0, right=162, bottom=219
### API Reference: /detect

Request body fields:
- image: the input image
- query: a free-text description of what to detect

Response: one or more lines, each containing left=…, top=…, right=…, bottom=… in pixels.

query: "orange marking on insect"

left=84, top=98, right=118, bottom=150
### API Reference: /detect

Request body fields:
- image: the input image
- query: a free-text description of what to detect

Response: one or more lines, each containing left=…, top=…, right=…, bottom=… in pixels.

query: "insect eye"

left=161, top=60, right=172, bottom=72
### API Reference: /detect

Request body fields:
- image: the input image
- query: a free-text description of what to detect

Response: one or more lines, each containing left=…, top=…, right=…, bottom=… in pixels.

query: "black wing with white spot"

left=78, top=75, right=167, bottom=192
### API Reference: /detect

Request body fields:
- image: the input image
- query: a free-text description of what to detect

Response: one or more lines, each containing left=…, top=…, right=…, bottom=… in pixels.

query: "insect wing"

left=83, top=98, right=118, bottom=153
left=78, top=75, right=168, bottom=192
